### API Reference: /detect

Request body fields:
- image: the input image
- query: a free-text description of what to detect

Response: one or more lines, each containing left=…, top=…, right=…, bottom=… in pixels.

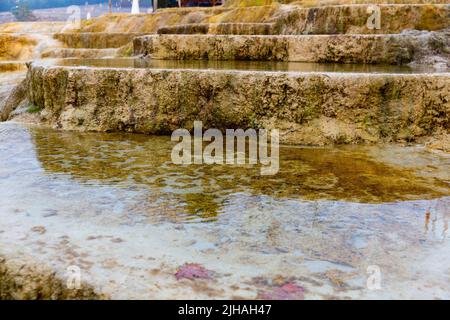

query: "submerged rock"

left=30, top=226, right=47, bottom=234
left=257, top=282, right=305, bottom=300
left=175, top=263, right=212, bottom=280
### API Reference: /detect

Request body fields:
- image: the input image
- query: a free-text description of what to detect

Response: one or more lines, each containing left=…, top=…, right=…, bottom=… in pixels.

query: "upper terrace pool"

left=34, top=58, right=448, bottom=74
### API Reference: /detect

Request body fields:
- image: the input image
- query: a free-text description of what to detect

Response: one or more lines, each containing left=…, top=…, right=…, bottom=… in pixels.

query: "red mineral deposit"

left=175, top=263, right=211, bottom=280
left=258, top=282, right=304, bottom=300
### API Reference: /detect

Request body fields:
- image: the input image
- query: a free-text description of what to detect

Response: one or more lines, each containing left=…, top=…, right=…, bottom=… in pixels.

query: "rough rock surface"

left=42, top=4, right=448, bottom=36
left=273, top=4, right=449, bottom=35
left=0, top=61, right=26, bottom=73
left=134, top=30, right=450, bottom=65
left=0, top=34, right=36, bottom=60
left=424, top=131, right=450, bottom=152
left=0, top=254, right=105, bottom=300
left=0, top=76, right=28, bottom=121
left=41, top=48, right=119, bottom=59
left=153, top=5, right=450, bottom=36
left=158, top=23, right=274, bottom=35
left=27, top=65, right=449, bottom=145
left=53, top=33, right=144, bottom=49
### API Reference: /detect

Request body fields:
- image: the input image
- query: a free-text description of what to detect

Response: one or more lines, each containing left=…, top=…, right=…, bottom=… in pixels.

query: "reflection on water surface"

left=1, top=123, right=448, bottom=222
left=36, top=58, right=446, bottom=74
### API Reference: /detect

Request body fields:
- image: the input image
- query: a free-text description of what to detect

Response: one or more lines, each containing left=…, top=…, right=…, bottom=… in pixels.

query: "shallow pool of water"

left=2, top=123, right=449, bottom=222
left=0, top=122, right=449, bottom=299
left=36, top=58, right=447, bottom=74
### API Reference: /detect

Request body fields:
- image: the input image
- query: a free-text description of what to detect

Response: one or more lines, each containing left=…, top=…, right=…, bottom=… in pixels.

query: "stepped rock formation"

left=1, top=2, right=448, bottom=146
left=134, top=30, right=450, bottom=66
left=0, top=1, right=449, bottom=299
left=27, top=65, right=449, bottom=145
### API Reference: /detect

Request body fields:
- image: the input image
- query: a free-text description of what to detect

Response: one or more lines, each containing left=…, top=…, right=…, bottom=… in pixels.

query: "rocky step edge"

left=156, top=4, right=449, bottom=35
left=134, top=31, right=450, bottom=67
left=26, top=64, right=450, bottom=146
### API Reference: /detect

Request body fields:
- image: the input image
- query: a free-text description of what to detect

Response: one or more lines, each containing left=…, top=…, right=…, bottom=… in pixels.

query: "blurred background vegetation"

left=0, top=1, right=154, bottom=12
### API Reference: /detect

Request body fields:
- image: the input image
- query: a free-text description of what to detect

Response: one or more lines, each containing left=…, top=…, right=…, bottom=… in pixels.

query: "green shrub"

left=27, top=103, right=43, bottom=113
